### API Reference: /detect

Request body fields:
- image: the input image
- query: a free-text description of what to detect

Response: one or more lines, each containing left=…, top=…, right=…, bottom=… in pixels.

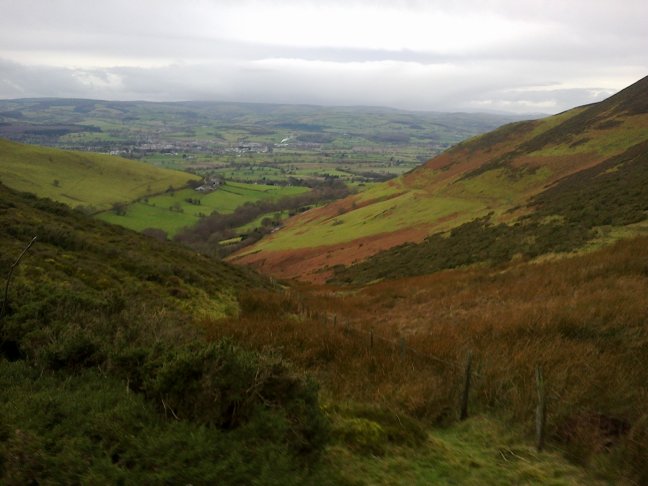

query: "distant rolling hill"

left=231, top=75, right=648, bottom=282
left=0, top=138, right=199, bottom=212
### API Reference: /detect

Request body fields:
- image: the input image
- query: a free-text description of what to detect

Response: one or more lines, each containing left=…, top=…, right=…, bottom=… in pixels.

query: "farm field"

left=97, top=181, right=310, bottom=236
left=0, top=136, right=316, bottom=241
left=0, top=99, right=527, bottom=187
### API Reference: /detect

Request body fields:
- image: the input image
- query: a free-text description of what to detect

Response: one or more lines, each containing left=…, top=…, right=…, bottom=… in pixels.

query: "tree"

left=111, top=202, right=127, bottom=216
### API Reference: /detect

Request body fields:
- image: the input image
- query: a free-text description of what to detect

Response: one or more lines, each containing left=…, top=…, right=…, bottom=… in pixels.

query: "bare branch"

left=1, top=236, right=37, bottom=321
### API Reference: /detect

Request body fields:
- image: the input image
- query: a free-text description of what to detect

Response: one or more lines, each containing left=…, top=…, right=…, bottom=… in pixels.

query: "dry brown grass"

left=205, top=236, right=648, bottom=481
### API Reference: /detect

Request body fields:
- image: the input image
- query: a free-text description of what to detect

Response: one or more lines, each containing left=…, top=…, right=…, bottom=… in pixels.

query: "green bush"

left=330, top=403, right=426, bottom=455
left=0, top=360, right=326, bottom=484
left=334, top=417, right=387, bottom=455
left=145, top=340, right=328, bottom=455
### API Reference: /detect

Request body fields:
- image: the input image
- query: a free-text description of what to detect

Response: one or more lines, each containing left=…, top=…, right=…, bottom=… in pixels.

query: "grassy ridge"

left=0, top=137, right=199, bottom=211
left=333, top=138, right=648, bottom=284
left=256, top=191, right=483, bottom=252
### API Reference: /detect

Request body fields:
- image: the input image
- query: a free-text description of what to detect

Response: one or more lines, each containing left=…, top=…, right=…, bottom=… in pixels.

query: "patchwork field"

left=0, top=98, right=526, bottom=188
left=97, top=181, right=310, bottom=236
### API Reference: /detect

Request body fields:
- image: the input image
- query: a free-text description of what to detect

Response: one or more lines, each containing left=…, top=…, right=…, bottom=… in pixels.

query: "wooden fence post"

left=460, top=351, right=473, bottom=421
left=535, top=365, right=546, bottom=451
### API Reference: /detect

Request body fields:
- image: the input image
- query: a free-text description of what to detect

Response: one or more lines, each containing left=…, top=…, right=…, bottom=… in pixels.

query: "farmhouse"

left=194, top=177, right=221, bottom=193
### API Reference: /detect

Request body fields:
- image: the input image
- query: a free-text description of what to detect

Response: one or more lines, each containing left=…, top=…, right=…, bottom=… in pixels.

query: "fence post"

left=535, top=365, right=546, bottom=452
left=460, top=351, right=473, bottom=421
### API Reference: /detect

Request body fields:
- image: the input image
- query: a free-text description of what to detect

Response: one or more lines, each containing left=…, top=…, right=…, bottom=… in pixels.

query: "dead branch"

left=1, top=236, right=37, bottom=321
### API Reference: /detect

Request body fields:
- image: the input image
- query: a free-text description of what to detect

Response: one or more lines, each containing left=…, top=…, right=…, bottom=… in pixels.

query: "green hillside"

left=0, top=138, right=199, bottom=212
left=0, top=182, right=330, bottom=482
left=232, top=75, right=648, bottom=282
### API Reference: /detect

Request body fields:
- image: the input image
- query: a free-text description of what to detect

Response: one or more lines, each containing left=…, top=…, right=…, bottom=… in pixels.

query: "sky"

left=0, top=0, right=647, bottom=114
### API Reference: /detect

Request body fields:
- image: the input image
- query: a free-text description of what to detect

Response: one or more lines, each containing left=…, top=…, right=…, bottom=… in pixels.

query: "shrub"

left=144, top=340, right=328, bottom=455
left=334, top=417, right=387, bottom=455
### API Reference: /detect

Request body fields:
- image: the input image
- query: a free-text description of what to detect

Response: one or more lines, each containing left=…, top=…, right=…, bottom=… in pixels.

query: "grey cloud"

left=2, top=0, right=647, bottom=64
left=0, top=0, right=646, bottom=113
left=461, top=87, right=616, bottom=114
left=0, top=59, right=91, bottom=98
left=0, top=57, right=634, bottom=114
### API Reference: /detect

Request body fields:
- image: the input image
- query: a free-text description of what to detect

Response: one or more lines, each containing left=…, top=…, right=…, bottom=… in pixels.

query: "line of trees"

left=174, top=179, right=351, bottom=256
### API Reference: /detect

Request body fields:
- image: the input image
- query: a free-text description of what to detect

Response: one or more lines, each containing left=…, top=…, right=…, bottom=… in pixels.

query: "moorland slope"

left=232, top=75, right=648, bottom=282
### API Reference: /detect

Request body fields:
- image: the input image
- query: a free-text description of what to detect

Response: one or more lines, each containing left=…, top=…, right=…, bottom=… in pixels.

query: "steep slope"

left=0, top=138, right=199, bottom=212
left=0, top=183, right=331, bottom=482
left=231, top=75, right=648, bottom=282
left=0, top=182, right=266, bottom=324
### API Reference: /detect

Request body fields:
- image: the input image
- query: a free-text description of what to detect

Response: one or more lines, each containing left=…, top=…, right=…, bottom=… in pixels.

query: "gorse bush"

left=144, top=340, right=328, bottom=454
left=0, top=361, right=324, bottom=485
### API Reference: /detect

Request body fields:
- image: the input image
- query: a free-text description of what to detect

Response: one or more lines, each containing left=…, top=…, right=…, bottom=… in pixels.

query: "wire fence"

left=274, top=293, right=547, bottom=450
left=306, top=309, right=472, bottom=372
left=313, top=310, right=545, bottom=448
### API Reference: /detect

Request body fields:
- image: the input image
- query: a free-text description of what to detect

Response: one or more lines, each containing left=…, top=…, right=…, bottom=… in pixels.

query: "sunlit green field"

left=97, top=181, right=309, bottom=235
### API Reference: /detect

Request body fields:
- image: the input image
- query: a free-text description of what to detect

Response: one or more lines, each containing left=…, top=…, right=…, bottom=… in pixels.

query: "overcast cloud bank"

left=1, top=0, right=646, bottom=114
